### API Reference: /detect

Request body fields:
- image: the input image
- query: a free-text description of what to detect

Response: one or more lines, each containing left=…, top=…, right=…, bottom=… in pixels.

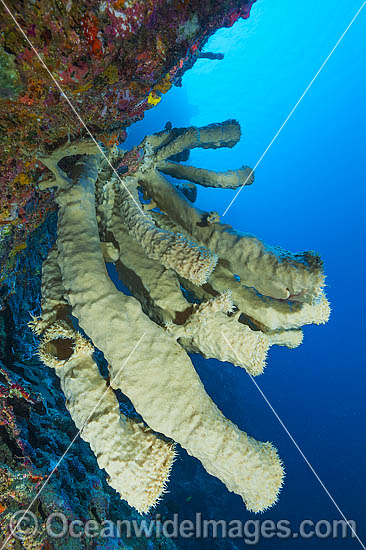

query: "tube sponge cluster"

left=33, top=120, right=329, bottom=514
left=32, top=251, right=176, bottom=514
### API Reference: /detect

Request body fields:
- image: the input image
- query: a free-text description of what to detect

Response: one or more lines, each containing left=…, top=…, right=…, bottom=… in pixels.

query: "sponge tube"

left=55, top=154, right=284, bottom=512
left=38, top=321, right=176, bottom=514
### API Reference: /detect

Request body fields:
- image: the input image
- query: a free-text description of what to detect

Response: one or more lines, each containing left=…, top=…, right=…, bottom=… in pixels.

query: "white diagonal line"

left=222, top=333, right=365, bottom=549
left=0, top=0, right=145, bottom=215
left=0, top=332, right=146, bottom=550
left=222, top=1, right=366, bottom=217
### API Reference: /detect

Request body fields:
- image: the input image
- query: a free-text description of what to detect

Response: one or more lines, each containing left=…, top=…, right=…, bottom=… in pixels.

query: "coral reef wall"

left=0, top=1, right=257, bottom=548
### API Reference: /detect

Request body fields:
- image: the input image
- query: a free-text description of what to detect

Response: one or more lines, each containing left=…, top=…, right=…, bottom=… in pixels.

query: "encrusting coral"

left=30, top=119, right=330, bottom=514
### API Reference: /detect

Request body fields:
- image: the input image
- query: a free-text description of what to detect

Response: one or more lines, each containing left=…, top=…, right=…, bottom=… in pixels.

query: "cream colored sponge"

left=54, top=154, right=284, bottom=513
left=168, top=292, right=270, bottom=375
left=39, top=321, right=176, bottom=514
left=36, top=111, right=330, bottom=515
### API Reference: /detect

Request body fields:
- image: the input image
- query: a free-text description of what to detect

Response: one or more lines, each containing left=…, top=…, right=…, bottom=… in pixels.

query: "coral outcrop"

left=30, top=119, right=329, bottom=515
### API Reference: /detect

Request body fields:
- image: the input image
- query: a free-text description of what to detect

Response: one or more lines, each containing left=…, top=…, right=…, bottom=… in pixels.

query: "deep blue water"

left=124, top=1, right=366, bottom=548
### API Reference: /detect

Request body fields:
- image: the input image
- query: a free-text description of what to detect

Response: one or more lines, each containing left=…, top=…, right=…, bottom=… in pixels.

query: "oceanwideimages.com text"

left=8, top=511, right=357, bottom=545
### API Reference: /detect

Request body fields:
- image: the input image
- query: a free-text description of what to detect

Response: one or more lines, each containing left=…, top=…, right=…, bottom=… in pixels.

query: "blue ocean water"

left=124, top=1, right=366, bottom=548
